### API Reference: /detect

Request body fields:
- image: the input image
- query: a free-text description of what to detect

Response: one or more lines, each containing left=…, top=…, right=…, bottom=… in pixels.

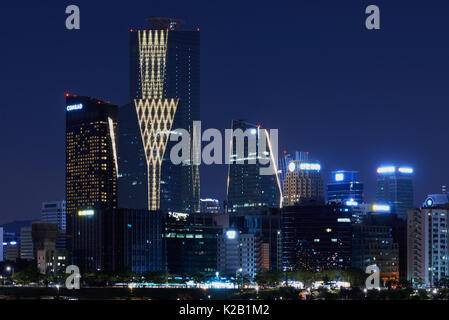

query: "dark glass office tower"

left=165, top=212, right=227, bottom=274
left=226, top=120, right=282, bottom=216
left=327, top=170, right=364, bottom=204
left=281, top=204, right=352, bottom=271
left=65, top=95, right=118, bottom=271
left=375, top=166, right=414, bottom=220
left=119, top=17, right=200, bottom=213
left=102, top=209, right=165, bottom=274
left=352, top=224, right=399, bottom=283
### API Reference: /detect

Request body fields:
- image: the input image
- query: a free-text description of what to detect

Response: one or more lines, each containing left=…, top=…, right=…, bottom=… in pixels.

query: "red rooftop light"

left=65, top=93, right=70, bottom=97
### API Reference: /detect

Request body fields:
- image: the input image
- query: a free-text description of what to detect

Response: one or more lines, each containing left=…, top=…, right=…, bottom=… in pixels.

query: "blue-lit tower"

left=327, top=170, right=364, bottom=205
left=375, top=166, right=414, bottom=220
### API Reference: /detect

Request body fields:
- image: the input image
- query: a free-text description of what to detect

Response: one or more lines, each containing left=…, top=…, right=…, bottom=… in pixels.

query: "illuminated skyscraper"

left=327, top=170, right=364, bottom=205
left=119, top=17, right=200, bottom=213
left=283, top=159, right=324, bottom=206
left=407, top=194, right=449, bottom=287
left=226, top=120, right=282, bottom=215
left=375, top=166, right=414, bottom=220
left=65, top=95, right=118, bottom=271
left=278, top=151, right=308, bottom=191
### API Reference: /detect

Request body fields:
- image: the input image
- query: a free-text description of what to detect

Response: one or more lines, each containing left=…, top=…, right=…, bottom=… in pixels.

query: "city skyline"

left=2, top=0, right=449, bottom=224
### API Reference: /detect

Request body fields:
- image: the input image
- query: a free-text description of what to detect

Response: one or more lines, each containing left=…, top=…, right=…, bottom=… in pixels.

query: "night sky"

left=1, top=0, right=449, bottom=224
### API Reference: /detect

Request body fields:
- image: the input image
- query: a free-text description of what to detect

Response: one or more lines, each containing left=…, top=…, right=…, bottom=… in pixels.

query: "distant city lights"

left=372, top=204, right=391, bottom=212
left=335, top=173, right=344, bottom=181
left=226, top=230, right=237, bottom=239
left=377, top=166, right=395, bottom=174
left=345, top=198, right=358, bottom=206
left=398, top=167, right=414, bottom=174
left=377, top=166, right=414, bottom=174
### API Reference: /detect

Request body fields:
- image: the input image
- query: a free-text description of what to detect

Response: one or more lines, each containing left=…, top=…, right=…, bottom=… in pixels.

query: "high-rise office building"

left=226, top=120, right=282, bottom=215
left=279, top=151, right=309, bottom=191
left=407, top=208, right=427, bottom=287
left=119, top=17, right=200, bottom=213
left=281, top=204, right=352, bottom=271
left=41, top=201, right=66, bottom=231
left=165, top=212, right=228, bottom=274
left=376, top=166, right=414, bottom=220
left=283, top=159, right=324, bottom=206
left=66, top=95, right=118, bottom=271
left=200, top=198, right=221, bottom=213
left=218, top=230, right=269, bottom=278
left=102, top=209, right=165, bottom=274
left=42, top=201, right=67, bottom=253
left=352, top=224, right=399, bottom=284
left=407, top=194, right=449, bottom=287
left=2, top=232, right=18, bottom=262
left=362, top=211, right=408, bottom=281
left=327, top=170, right=364, bottom=205
left=230, top=208, right=282, bottom=271
left=20, top=227, right=34, bottom=260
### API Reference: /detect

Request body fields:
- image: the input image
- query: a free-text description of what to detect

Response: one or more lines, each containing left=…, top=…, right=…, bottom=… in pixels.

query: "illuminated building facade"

left=65, top=95, right=118, bottom=271
left=200, top=198, right=221, bottom=213
left=407, top=194, right=449, bottom=287
left=407, top=208, right=427, bottom=287
left=281, top=204, right=352, bottom=271
left=2, top=232, right=18, bottom=262
left=230, top=208, right=282, bottom=271
left=217, top=230, right=269, bottom=278
left=376, top=166, right=414, bottom=220
left=278, top=151, right=309, bottom=191
left=352, top=225, right=399, bottom=283
left=226, top=120, right=282, bottom=215
left=41, top=201, right=66, bottom=231
left=119, top=17, right=200, bottom=213
left=102, top=209, right=165, bottom=273
left=20, top=227, right=34, bottom=260
left=283, top=160, right=324, bottom=206
left=165, top=212, right=228, bottom=274
left=327, top=170, right=364, bottom=205
left=362, top=212, right=408, bottom=281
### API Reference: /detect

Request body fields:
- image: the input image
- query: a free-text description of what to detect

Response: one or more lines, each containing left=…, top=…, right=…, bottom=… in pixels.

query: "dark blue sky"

left=1, top=0, right=448, bottom=224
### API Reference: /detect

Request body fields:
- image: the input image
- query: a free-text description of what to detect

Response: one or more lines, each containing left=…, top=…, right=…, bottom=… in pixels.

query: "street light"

left=56, top=284, right=60, bottom=300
